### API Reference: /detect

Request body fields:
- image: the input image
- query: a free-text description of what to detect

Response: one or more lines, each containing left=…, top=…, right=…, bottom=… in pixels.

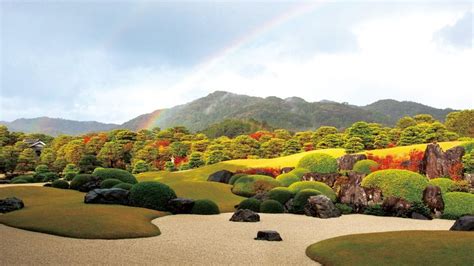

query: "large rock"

left=78, top=176, right=102, bottom=192
left=302, top=173, right=340, bottom=187
left=229, top=209, right=260, bottom=222
left=84, top=188, right=129, bottom=205
left=450, top=216, right=474, bottom=231
left=304, top=195, right=341, bottom=218
left=0, top=197, right=24, bottom=213
left=254, top=230, right=282, bottom=241
left=364, top=187, right=384, bottom=206
left=284, top=198, right=294, bottom=213
left=281, top=167, right=295, bottom=174
left=337, top=154, right=367, bottom=171
left=420, top=143, right=465, bottom=179
left=422, top=185, right=444, bottom=214
left=337, top=172, right=367, bottom=213
left=207, top=170, right=234, bottom=184
left=382, top=196, right=412, bottom=217
left=168, top=198, right=195, bottom=214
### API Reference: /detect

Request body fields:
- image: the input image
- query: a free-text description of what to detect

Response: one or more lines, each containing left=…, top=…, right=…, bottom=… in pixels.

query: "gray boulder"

left=450, top=216, right=474, bottom=231
left=230, top=209, right=260, bottom=222
left=337, top=154, right=367, bottom=171
left=168, top=198, right=195, bottom=214
left=0, top=197, right=24, bottom=213
left=422, top=185, right=444, bottom=214
left=207, top=170, right=234, bottom=184
left=84, top=188, right=129, bottom=205
left=254, top=230, right=282, bottom=241
left=304, top=195, right=341, bottom=218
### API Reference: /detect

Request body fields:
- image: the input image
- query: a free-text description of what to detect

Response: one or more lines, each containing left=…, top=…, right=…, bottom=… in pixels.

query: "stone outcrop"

left=230, top=209, right=260, bottom=222
left=301, top=173, right=340, bottom=187
left=336, top=172, right=367, bottom=213
left=382, top=196, right=412, bottom=217
left=422, top=185, right=444, bottom=215
left=281, top=167, right=295, bottom=174
left=84, top=188, right=129, bottom=205
left=0, top=197, right=24, bottom=213
left=450, top=216, right=474, bottom=231
left=304, top=195, right=341, bottom=218
left=420, top=143, right=465, bottom=179
left=77, top=176, right=102, bottom=192
left=337, top=154, right=367, bottom=171
left=207, top=170, right=234, bottom=184
left=254, top=230, right=282, bottom=241
left=167, top=198, right=195, bottom=214
left=364, top=187, right=384, bottom=206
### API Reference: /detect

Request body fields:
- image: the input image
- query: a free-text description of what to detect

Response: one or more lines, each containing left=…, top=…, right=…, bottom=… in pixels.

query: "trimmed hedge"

left=353, top=159, right=379, bottom=175
left=429, top=178, right=454, bottom=194
left=335, top=203, right=353, bottom=214
left=11, top=175, right=34, bottom=183
left=237, top=198, right=261, bottom=212
left=113, top=183, right=133, bottom=191
left=37, top=172, right=59, bottom=182
left=70, top=174, right=93, bottom=190
left=293, top=189, right=322, bottom=214
left=92, top=167, right=137, bottom=184
left=11, top=179, right=28, bottom=184
left=443, top=192, right=474, bottom=219
left=129, top=181, right=177, bottom=211
left=268, top=187, right=294, bottom=205
left=297, top=153, right=338, bottom=174
left=289, top=168, right=310, bottom=178
left=363, top=204, right=386, bottom=216
left=229, top=174, right=246, bottom=185
left=260, top=200, right=284, bottom=213
left=288, top=181, right=336, bottom=202
left=192, top=199, right=220, bottom=215
left=232, top=175, right=281, bottom=197
left=276, top=173, right=300, bottom=187
left=100, top=178, right=123, bottom=189
left=361, top=170, right=428, bottom=202
left=52, top=179, right=69, bottom=189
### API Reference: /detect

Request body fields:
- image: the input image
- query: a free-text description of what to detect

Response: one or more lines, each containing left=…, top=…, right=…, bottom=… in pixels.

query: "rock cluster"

left=337, top=154, right=367, bottom=171
left=254, top=230, right=282, bottom=241
left=420, top=143, right=465, bottom=179
left=450, top=216, right=474, bottom=231
left=207, top=170, right=234, bottom=184
left=229, top=209, right=260, bottom=222
left=304, top=195, right=341, bottom=218
left=168, top=198, right=195, bottom=214
left=0, top=197, right=24, bottom=213
left=84, top=188, right=129, bottom=205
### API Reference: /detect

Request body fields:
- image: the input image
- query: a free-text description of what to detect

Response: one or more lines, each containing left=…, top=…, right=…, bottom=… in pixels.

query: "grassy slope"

left=0, top=186, right=166, bottom=239
left=306, top=231, right=474, bottom=266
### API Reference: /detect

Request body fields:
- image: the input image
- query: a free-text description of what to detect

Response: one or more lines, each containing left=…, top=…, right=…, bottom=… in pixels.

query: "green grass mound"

left=232, top=175, right=281, bottom=197
left=100, top=178, right=123, bottom=189
left=237, top=198, right=261, bottom=212
left=276, top=173, right=300, bottom=187
left=92, top=167, right=138, bottom=184
left=361, top=169, right=428, bottom=202
left=443, top=192, right=474, bottom=219
left=51, top=180, right=69, bottom=189
left=11, top=175, right=35, bottom=183
left=229, top=174, right=246, bottom=185
left=288, top=181, right=336, bottom=201
left=113, top=183, right=133, bottom=190
left=352, top=159, right=379, bottom=174
left=306, top=231, right=474, bottom=265
left=289, top=168, right=310, bottom=178
left=428, top=178, right=455, bottom=194
left=297, top=153, right=338, bottom=174
left=260, top=199, right=284, bottom=213
left=129, top=181, right=177, bottom=211
left=69, top=174, right=93, bottom=190
left=192, top=199, right=220, bottom=215
left=293, top=189, right=322, bottom=214
left=267, top=187, right=294, bottom=205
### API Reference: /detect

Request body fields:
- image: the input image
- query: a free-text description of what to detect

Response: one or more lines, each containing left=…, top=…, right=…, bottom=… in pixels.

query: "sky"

left=0, top=0, right=473, bottom=124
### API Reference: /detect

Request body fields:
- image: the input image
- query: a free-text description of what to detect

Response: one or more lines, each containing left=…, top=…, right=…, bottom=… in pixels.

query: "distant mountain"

left=1, top=91, right=457, bottom=135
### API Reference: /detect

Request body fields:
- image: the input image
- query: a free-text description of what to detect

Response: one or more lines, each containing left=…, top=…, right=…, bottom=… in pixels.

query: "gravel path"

left=0, top=213, right=453, bottom=265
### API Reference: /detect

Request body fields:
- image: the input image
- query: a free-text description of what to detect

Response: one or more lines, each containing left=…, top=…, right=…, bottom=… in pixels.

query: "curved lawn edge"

left=306, top=230, right=474, bottom=266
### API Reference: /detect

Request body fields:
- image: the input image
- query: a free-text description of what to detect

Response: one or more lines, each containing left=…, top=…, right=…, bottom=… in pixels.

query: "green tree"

left=170, top=141, right=190, bottom=157
left=78, top=154, right=102, bottom=173
left=85, top=136, right=105, bottom=155
left=0, top=125, right=10, bottom=147
left=230, top=135, right=260, bottom=159
left=192, top=139, right=210, bottom=153
left=273, top=129, right=292, bottom=140
left=63, top=139, right=85, bottom=165
left=132, top=160, right=150, bottom=174
left=164, top=161, right=176, bottom=172
left=295, top=131, right=313, bottom=145
left=312, top=126, right=338, bottom=145
left=344, top=137, right=365, bottom=154
left=316, top=133, right=344, bottom=149
left=423, top=122, right=450, bottom=143
left=188, top=152, right=205, bottom=169
left=445, top=110, right=474, bottom=137
left=206, top=150, right=226, bottom=165
left=97, top=142, right=124, bottom=168
left=39, top=148, right=56, bottom=169
left=62, top=163, right=79, bottom=180
left=462, top=150, right=474, bottom=174
left=414, top=114, right=435, bottom=124
left=283, top=138, right=302, bottom=156
left=374, top=133, right=390, bottom=149
left=15, top=148, right=37, bottom=172
left=136, top=129, right=154, bottom=141
left=396, top=116, right=417, bottom=129
left=398, top=126, right=424, bottom=146
left=346, top=121, right=376, bottom=149
left=0, top=146, right=18, bottom=173
left=260, top=138, right=285, bottom=158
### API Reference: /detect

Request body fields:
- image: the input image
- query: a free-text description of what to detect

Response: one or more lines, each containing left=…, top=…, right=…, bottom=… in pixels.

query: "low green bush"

left=11, top=175, right=34, bottom=183
left=229, top=174, right=246, bottom=185
left=63, top=172, right=77, bottom=181
left=297, top=153, right=338, bottom=174
left=361, top=170, right=428, bottom=202
left=232, top=175, right=281, bottom=197
left=38, top=172, right=59, bottom=182
left=192, top=199, right=220, bottom=215
left=237, top=198, right=261, bottom=212
left=276, top=173, right=300, bottom=187
left=35, top=164, right=50, bottom=174
left=443, top=192, right=474, bottom=219
left=352, top=159, right=379, bottom=175
left=428, top=178, right=454, bottom=194
left=364, top=204, right=386, bottom=216
left=267, top=187, right=294, bottom=204
left=112, top=183, right=133, bottom=190
left=288, top=181, right=336, bottom=202
left=11, top=179, right=28, bottom=184
left=409, top=201, right=431, bottom=218
left=51, top=179, right=69, bottom=189
left=92, top=167, right=137, bottom=184
left=129, top=181, right=177, bottom=211
left=69, top=174, right=93, bottom=190
left=293, top=189, right=322, bottom=214
left=289, top=168, right=310, bottom=178
left=100, top=178, right=123, bottom=189
left=335, top=203, right=353, bottom=214
left=260, top=200, right=284, bottom=213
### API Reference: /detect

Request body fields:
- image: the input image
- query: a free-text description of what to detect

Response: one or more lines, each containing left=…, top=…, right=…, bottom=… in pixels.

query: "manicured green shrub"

left=192, top=199, right=220, bottom=215
left=11, top=179, right=28, bottom=184
left=276, top=173, right=300, bottom=187
left=268, top=187, right=294, bottom=204
left=297, top=153, right=338, bottom=174
left=112, top=183, right=133, bottom=190
left=52, top=179, right=69, bottom=189
left=289, top=168, right=310, bottom=178
left=335, top=203, right=353, bottom=214
left=229, top=174, right=246, bottom=185
left=288, top=181, right=336, bottom=201
left=92, top=167, right=137, bottom=184
left=11, top=175, right=34, bottom=183
left=409, top=201, right=431, bottom=218
left=237, top=198, right=261, bottom=212
left=428, top=178, right=454, bottom=194
left=361, top=170, right=428, bottom=202
left=448, top=180, right=470, bottom=193
left=35, top=164, right=49, bottom=174
left=38, top=172, right=59, bottom=182
left=293, top=189, right=322, bottom=214
left=70, top=174, right=93, bottom=190
left=260, top=200, right=284, bottom=213
left=364, top=204, right=386, bottom=216
left=232, top=175, right=281, bottom=197
left=100, top=178, right=123, bottom=189
left=352, top=159, right=379, bottom=175
left=64, top=172, right=77, bottom=181
left=179, top=163, right=191, bottom=171
left=443, top=192, right=474, bottom=219
left=129, top=181, right=176, bottom=211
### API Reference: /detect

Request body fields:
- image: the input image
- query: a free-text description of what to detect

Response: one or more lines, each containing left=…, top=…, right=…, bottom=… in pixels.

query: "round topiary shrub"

left=129, top=181, right=177, bottom=211
left=442, top=192, right=474, bottom=219
left=297, top=153, right=338, bottom=174
left=39, top=172, right=60, bottom=182
left=92, top=167, right=137, bottom=184
left=70, top=174, right=93, bottom=190
left=276, top=173, right=300, bottom=187
left=429, top=178, right=455, bottom=194
left=192, top=199, right=220, bottom=215
left=11, top=179, right=28, bottom=184
left=288, top=181, right=336, bottom=201
left=237, top=198, right=261, bottom=212
left=52, top=179, right=69, bottom=189
left=289, top=168, right=310, bottom=178
left=335, top=203, right=353, bottom=214
left=267, top=187, right=294, bottom=204
left=361, top=169, right=429, bottom=202
left=11, top=175, right=34, bottom=183
left=260, top=200, right=284, bottom=213
left=113, top=182, right=133, bottom=191
left=293, top=189, right=322, bottom=214
left=35, top=164, right=50, bottom=174
left=353, top=159, right=379, bottom=175
left=229, top=174, right=246, bottom=185
left=64, top=172, right=77, bottom=181
left=232, top=175, right=281, bottom=197
left=100, top=178, right=123, bottom=189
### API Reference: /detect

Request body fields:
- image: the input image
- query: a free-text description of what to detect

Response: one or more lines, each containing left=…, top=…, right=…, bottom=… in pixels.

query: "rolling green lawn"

left=0, top=186, right=166, bottom=239
left=306, top=230, right=474, bottom=266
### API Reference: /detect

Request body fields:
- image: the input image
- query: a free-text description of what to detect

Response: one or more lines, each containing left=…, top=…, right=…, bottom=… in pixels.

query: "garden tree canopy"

left=344, top=137, right=364, bottom=154
left=0, top=146, right=18, bottom=173
left=97, top=142, right=124, bottom=168
left=398, top=126, right=424, bottom=146
left=274, top=129, right=292, bottom=140
left=260, top=138, right=285, bottom=158
left=396, top=116, right=417, bottom=129
left=283, top=139, right=302, bottom=156
left=63, top=139, right=85, bottom=165
left=345, top=122, right=376, bottom=149
left=78, top=154, right=102, bottom=173
left=445, top=110, right=474, bottom=137
left=317, top=133, right=344, bottom=149
left=188, top=152, right=205, bottom=169
left=39, top=148, right=55, bottom=169
left=170, top=141, right=190, bottom=157
left=15, top=148, right=37, bottom=172
left=413, top=114, right=435, bottom=124
left=230, top=135, right=259, bottom=159
left=312, top=126, right=339, bottom=145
